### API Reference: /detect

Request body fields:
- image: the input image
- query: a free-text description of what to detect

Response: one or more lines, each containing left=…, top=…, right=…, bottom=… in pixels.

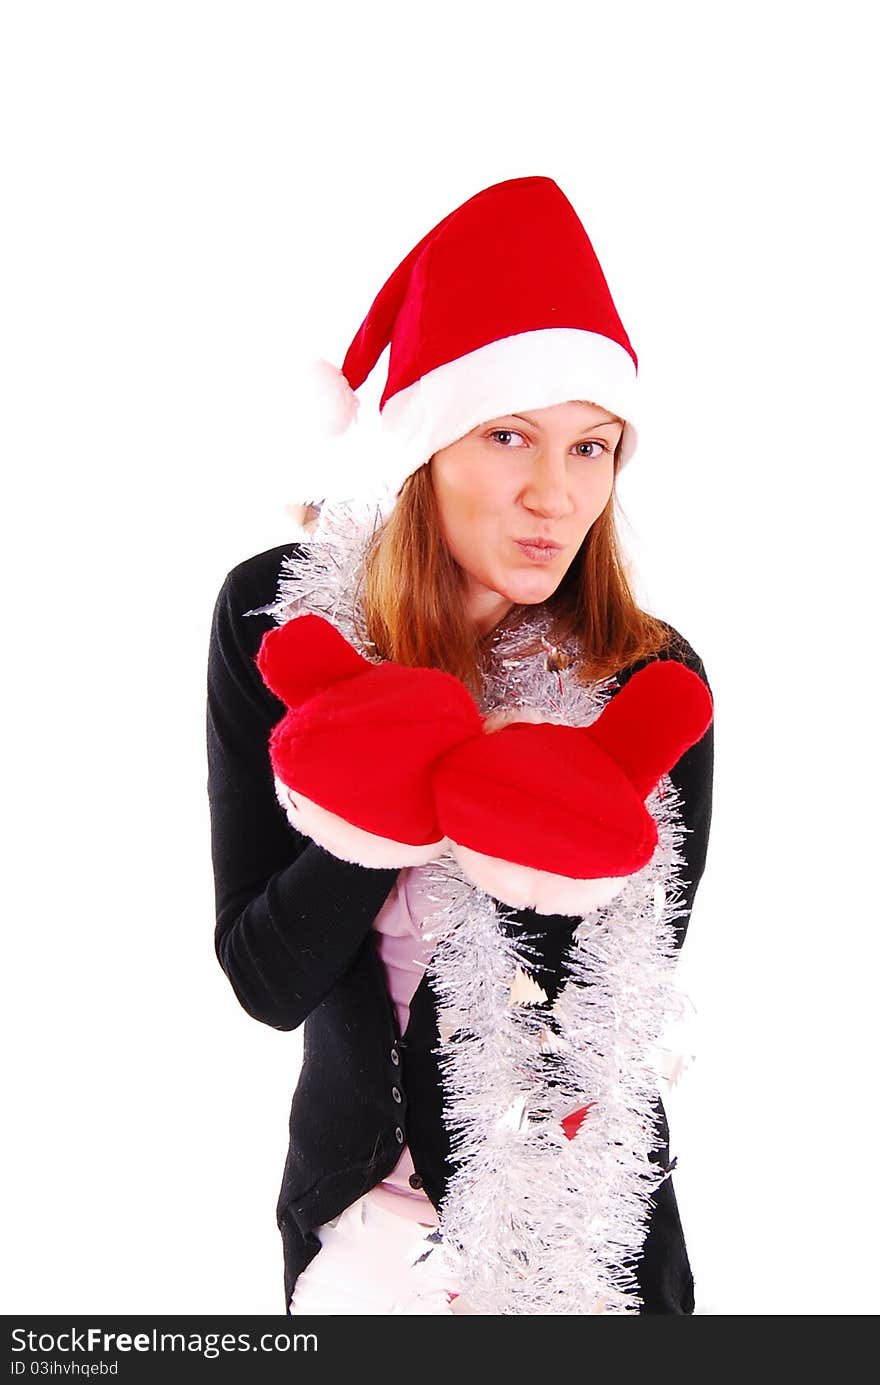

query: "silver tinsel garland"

left=248, top=499, right=693, bottom=1315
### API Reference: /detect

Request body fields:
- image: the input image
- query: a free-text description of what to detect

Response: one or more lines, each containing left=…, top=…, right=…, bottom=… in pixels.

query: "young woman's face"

left=430, top=400, right=623, bottom=635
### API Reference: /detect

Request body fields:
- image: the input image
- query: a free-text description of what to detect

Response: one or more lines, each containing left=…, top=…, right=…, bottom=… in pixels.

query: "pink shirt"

left=364, top=866, right=441, bottom=1226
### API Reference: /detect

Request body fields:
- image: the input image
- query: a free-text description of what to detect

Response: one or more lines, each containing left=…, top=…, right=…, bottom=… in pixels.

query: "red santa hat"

left=301, top=175, right=639, bottom=507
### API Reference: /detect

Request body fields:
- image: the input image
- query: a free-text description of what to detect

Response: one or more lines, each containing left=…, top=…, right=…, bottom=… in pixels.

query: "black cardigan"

left=206, top=541, right=715, bottom=1316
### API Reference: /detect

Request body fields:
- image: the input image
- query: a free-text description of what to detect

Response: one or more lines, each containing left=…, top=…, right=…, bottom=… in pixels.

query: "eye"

left=575, top=440, right=610, bottom=459
left=487, top=428, right=527, bottom=447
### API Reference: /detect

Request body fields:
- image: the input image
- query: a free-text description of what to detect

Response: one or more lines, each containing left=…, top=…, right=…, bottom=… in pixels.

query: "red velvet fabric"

left=256, top=614, right=482, bottom=846
left=431, top=660, right=713, bottom=877
left=256, top=613, right=714, bottom=881
left=338, top=175, right=637, bottom=407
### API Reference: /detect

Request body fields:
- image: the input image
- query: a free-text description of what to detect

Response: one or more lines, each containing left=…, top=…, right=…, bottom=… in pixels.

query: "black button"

left=392, top=1086, right=402, bottom=1103
left=390, top=1047, right=400, bottom=1065
left=408, top=1172, right=423, bottom=1190
left=394, top=1126, right=404, bottom=1144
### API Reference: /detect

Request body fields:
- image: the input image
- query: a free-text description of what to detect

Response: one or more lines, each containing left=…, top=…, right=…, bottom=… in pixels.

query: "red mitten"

left=430, top=660, right=714, bottom=916
left=255, top=614, right=483, bottom=867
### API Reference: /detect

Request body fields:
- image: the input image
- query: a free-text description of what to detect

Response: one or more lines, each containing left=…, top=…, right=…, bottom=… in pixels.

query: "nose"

left=521, top=451, right=574, bottom=517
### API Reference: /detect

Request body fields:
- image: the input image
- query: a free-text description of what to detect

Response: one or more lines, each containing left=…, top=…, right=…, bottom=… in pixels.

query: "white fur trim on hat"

left=287, top=328, right=638, bottom=511
left=379, top=327, right=638, bottom=491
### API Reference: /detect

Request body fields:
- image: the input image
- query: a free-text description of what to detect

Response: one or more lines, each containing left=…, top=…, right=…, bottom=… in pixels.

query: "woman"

left=206, top=175, right=714, bottom=1315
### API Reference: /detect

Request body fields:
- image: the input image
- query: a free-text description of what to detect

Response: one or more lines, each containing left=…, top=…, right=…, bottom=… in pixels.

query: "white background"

left=3, top=0, right=877, bottom=1315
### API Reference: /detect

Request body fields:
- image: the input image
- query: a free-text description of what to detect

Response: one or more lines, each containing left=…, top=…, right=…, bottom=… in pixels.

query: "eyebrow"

left=510, top=413, right=623, bottom=431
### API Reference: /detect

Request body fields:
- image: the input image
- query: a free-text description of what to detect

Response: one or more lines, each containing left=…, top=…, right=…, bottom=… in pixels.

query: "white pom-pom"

left=305, top=358, right=360, bottom=435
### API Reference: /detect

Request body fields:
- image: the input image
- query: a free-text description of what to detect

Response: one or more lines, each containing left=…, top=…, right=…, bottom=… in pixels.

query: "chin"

left=501, top=573, right=562, bottom=605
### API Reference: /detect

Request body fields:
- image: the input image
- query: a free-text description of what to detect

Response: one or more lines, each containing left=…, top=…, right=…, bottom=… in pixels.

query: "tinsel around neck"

left=257, top=497, right=609, bottom=712
left=252, top=499, right=693, bottom=1315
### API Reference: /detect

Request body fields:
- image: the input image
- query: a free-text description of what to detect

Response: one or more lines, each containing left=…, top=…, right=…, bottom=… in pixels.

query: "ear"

left=587, top=660, right=714, bottom=799
left=255, top=613, right=372, bottom=709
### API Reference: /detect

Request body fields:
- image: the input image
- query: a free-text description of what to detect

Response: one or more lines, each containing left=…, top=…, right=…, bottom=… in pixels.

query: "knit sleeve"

left=663, top=658, right=713, bottom=950
left=206, top=552, right=400, bottom=1032
left=615, top=631, right=714, bottom=952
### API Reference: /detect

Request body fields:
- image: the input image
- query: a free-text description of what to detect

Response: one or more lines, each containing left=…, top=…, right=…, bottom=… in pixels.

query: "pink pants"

left=288, top=1194, right=479, bottom=1315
